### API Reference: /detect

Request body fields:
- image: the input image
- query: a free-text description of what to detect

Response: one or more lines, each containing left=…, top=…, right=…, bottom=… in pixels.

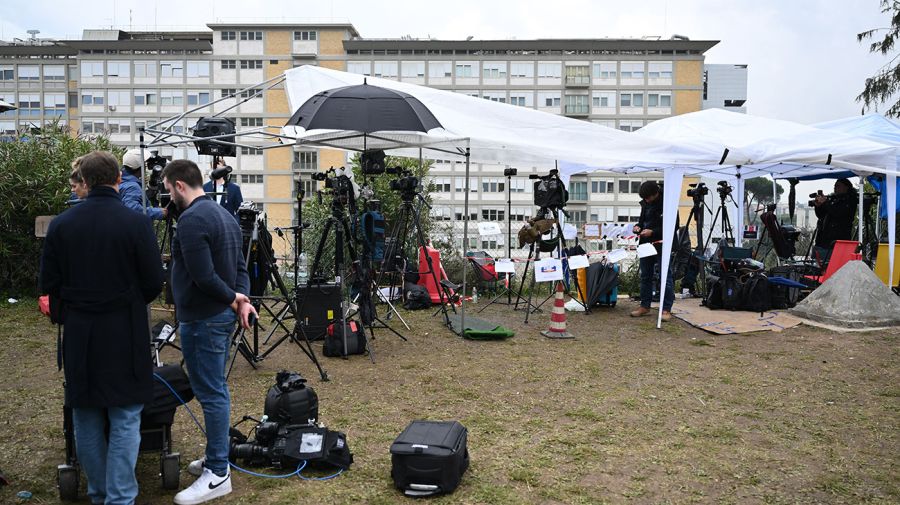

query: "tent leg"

left=461, top=146, right=471, bottom=333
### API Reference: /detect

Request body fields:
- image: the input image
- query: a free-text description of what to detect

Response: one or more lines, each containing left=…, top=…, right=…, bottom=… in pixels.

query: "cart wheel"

left=161, top=453, right=180, bottom=490
left=57, top=465, right=79, bottom=501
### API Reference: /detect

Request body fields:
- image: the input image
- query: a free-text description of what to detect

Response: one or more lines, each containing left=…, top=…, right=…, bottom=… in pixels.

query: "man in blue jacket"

left=162, top=159, right=255, bottom=504
left=120, top=148, right=167, bottom=220
left=202, top=159, right=243, bottom=219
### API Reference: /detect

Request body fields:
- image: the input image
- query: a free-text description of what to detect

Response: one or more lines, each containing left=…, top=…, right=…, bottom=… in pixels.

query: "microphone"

left=210, top=165, right=233, bottom=180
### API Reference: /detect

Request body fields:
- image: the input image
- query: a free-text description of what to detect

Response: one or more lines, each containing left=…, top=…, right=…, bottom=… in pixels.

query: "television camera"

left=529, top=169, right=568, bottom=209
left=145, top=152, right=171, bottom=207
left=313, top=167, right=359, bottom=208
left=388, top=166, right=421, bottom=201
left=716, top=180, right=733, bottom=199
left=686, top=182, right=709, bottom=202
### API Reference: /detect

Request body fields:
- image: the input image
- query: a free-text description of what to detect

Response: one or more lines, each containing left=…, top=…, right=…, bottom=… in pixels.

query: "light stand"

left=479, top=168, right=517, bottom=311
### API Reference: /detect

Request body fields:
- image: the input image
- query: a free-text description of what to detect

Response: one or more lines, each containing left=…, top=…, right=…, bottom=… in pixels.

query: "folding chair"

left=466, top=251, right=499, bottom=294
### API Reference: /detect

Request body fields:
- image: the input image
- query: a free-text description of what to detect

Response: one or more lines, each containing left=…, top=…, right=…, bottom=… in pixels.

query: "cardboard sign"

left=567, top=255, right=590, bottom=269
left=583, top=223, right=601, bottom=239
left=495, top=258, right=516, bottom=273
left=35, top=215, right=56, bottom=238
left=563, top=223, right=578, bottom=240
left=534, top=258, right=564, bottom=282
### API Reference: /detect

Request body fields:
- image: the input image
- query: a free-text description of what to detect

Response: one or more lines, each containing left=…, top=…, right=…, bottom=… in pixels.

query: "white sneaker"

left=187, top=457, right=205, bottom=477
left=173, top=467, right=231, bottom=505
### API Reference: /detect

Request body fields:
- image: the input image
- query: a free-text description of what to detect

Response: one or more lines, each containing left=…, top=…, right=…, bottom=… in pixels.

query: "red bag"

left=38, top=295, right=50, bottom=317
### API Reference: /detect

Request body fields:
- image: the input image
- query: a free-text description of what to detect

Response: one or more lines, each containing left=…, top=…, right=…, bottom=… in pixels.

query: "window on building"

left=240, top=60, right=263, bottom=70
left=618, top=120, right=644, bottom=132
left=43, top=93, right=66, bottom=116
left=241, top=174, right=264, bottom=184
left=481, top=178, right=506, bottom=193
left=569, top=181, right=587, bottom=200
left=430, top=206, right=452, bottom=222
left=537, top=62, right=561, bottom=78
left=483, top=62, right=507, bottom=79
left=647, top=93, right=671, bottom=107
left=592, top=91, right=615, bottom=108
left=17, top=65, right=39, bottom=80
left=618, top=179, right=644, bottom=194
left=295, top=150, right=318, bottom=170
left=107, top=61, right=130, bottom=77
left=81, top=118, right=105, bottom=134
left=592, top=62, right=616, bottom=79
left=241, top=146, right=263, bottom=155
left=347, top=62, right=370, bottom=75
left=0, top=121, right=16, bottom=135
left=590, top=207, right=614, bottom=222
left=81, top=90, right=104, bottom=106
left=428, top=61, right=452, bottom=78
left=570, top=210, right=587, bottom=226
left=510, top=207, right=529, bottom=221
left=509, top=92, right=533, bottom=107
left=44, top=65, right=65, bottom=80
left=617, top=208, right=641, bottom=223
left=455, top=177, right=478, bottom=192
left=455, top=62, right=477, bottom=78
left=80, top=61, right=104, bottom=77
left=134, top=61, right=156, bottom=78
left=187, top=91, right=210, bottom=106
left=187, top=61, right=210, bottom=78
left=240, top=31, right=263, bottom=41
left=0, top=66, right=13, bottom=80
left=430, top=177, right=451, bottom=193
left=620, top=62, right=645, bottom=80
left=510, top=178, right=527, bottom=193
left=648, top=62, right=672, bottom=79
left=221, top=60, right=236, bottom=70
left=293, top=31, right=317, bottom=41
left=481, top=239, right=498, bottom=250
left=482, top=92, right=506, bottom=103
left=454, top=207, right=479, bottom=221
left=373, top=61, right=398, bottom=78
left=221, top=31, right=236, bottom=41
left=160, top=61, right=184, bottom=78
left=481, top=208, right=505, bottom=221
left=401, top=61, right=425, bottom=78
left=509, top=62, right=534, bottom=78
left=538, top=91, right=561, bottom=107
left=620, top=92, right=644, bottom=107
left=134, top=90, right=157, bottom=105
left=591, top=180, right=614, bottom=193
left=107, top=118, right=131, bottom=134
left=160, top=90, right=184, bottom=106
left=107, top=90, right=130, bottom=106
left=241, top=117, right=264, bottom=128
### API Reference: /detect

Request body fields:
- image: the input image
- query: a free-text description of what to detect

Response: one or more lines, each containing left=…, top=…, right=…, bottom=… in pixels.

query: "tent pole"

left=139, top=131, right=147, bottom=216
left=887, top=173, right=896, bottom=287
left=461, top=145, right=471, bottom=333
left=657, top=168, right=685, bottom=329
left=859, top=175, right=865, bottom=245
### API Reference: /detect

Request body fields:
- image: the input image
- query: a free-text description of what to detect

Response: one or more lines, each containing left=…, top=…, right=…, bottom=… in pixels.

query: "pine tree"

left=858, top=0, right=900, bottom=116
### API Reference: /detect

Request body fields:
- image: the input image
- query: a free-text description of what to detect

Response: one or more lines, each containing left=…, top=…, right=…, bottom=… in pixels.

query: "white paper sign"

left=583, top=223, right=601, bottom=238
left=477, top=222, right=502, bottom=236
left=534, top=258, right=564, bottom=282
left=637, top=243, right=658, bottom=258
left=495, top=258, right=516, bottom=273
left=563, top=223, right=578, bottom=240
left=567, top=255, right=590, bottom=269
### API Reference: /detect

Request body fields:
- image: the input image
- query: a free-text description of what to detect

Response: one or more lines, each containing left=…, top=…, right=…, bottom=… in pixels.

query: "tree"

left=743, top=176, right=784, bottom=221
left=857, top=0, right=900, bottom=117
left=0, top=123, right=123, bottom=295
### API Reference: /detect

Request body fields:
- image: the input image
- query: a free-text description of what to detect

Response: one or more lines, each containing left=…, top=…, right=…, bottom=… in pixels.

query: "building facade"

left=702, top=63, right=748, bottom=113
left=0, top=26, right=742, bottom=255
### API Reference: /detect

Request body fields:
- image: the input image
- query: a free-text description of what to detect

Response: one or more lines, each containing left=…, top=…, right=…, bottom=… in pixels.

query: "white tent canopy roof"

left=282, top=65, right=718, bottom=169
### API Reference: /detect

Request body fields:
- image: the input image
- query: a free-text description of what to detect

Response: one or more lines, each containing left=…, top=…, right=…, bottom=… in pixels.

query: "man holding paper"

left=631, top=181, right=674, bottom=322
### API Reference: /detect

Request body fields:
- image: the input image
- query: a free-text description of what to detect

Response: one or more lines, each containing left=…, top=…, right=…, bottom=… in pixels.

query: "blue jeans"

left=72, top=404, right=143, bottom=505
left=640, top=254, right=675, bottom=311
left=180, top=308, right=236, bottom=476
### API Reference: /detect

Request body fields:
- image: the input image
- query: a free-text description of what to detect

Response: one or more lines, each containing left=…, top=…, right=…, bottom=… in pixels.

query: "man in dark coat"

left=40, top=150, right=164, bottom=505
left=202, top=159, right=243, bottom=219
left=813, top=178, right=857, bottom=264
left=630, top=181, right=675, bottom=321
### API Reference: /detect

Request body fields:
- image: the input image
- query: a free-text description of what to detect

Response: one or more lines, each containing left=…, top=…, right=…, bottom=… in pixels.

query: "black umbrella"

left=286, top=81, right=442, bottom=133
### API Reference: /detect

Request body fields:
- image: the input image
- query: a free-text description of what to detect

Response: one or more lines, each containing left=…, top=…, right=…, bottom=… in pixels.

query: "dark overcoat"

left=40, top=186, right=164, bottom=408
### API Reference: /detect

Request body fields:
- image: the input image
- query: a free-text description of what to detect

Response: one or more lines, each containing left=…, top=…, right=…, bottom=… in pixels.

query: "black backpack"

left=403, top=284, right=431, bottom=310
left=740, top=274, right=771, bottom=313
left=720, top=273, right=743, bottom=310
left=323, top=320, right=368, bottom=357
left=263, top=371, right=318, bottom=425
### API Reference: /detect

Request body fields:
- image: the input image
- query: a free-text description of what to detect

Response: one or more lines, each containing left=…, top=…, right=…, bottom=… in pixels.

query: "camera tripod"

left=676, top=189, right=711, bottom=295
left=514, top=206, right=588, bottom=324
left=378, top=186, right=454, bottom=328
left=227, top=206, right=328, bottom=381
left=703, top=186, right=736, bottom=252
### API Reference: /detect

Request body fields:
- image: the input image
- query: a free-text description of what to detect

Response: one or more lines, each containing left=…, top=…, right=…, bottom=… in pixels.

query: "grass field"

left=0, top=295, right=897, bottom=504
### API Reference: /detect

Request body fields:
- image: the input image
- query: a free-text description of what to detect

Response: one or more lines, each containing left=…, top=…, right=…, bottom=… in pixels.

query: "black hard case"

left=390, top=420, right=469, bottom=496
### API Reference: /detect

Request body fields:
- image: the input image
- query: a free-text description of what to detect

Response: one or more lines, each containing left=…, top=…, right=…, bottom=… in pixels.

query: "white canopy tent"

left=815, top=113, right=900, bottom=287
left=563, top=108, right=900, bottom=327
left=281, top=65, right=729, bottom=331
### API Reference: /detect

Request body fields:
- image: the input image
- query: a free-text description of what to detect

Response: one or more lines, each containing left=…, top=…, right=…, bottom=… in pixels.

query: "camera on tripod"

left=237, top=201, right=263, bottom=236
left=313, top=168, right=356, bottom=206
left=145, top=152, right=171, bottom=207
left=389, top=168, right=420, bottom=194
left=686, top=182, right=709, bottom=201
left=529, top=169, right=568, bottom=209
left=716, top=180, right=733, bottom=198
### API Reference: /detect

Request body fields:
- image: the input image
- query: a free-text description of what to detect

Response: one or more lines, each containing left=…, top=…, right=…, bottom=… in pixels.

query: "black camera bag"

left=720, top=272, right=743, bottom=310
left=146, top=363, right=194, bottom=425
left=275, top=425, right=354, bottom=470
left=740, top=274, right=771, bottom=313
left=391, top=420, right=469, bottom=497
left=534, top=177, right=568, bottom=209
left=323, top=320, right=367, bottom=357
left=768, top=266, right=801, bottom=309
left=264, top=371, right=319, bottom=425
left=403, top=284, right=431, bottom=310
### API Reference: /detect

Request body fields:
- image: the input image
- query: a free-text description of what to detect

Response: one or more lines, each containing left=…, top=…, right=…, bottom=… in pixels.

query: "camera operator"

left=161, top=159, right=256, bottom=504
left=203, top=158, right=243, bottom=220
left=120, top=148, right=167, bottom=220
left=40, top=151, right=164, bottom=505
left=813, top=178, right=857, bottom=263
left=631, top=181, right=675, bottom=322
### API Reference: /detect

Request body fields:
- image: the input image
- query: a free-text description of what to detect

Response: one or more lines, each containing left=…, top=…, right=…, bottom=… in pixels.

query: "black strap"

left=56, top=324, right=63, bottom=372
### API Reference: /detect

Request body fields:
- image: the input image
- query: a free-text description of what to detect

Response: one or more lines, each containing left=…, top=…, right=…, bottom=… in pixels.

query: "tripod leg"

left=308, top=220, right=333, bottom=287
left=515, top=246, right=534, bottom=309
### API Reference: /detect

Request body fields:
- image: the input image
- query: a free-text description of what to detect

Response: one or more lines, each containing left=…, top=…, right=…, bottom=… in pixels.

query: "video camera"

left=388, top=167, right=420, bottom=195
left=145, top=152, right=171, bottom=207
left=716, top=180, right=733, bottom=198
left=313, top=167, right=358, bottom=207
left=529, top=169, right=568, bottom=209
left=686, top=182, right=708, bottom=201
left=807, top=190, right=829, bottom=207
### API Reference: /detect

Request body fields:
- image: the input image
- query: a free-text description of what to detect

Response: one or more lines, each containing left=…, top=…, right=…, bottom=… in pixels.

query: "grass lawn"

left=0, top=294, right=897, bottom=504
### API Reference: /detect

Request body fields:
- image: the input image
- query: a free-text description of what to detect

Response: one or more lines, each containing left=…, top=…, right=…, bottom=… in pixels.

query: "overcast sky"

left=1, top=0, right=894, bottom=125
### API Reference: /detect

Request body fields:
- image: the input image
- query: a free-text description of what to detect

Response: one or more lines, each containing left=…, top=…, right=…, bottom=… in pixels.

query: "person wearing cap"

left=630, top=181, right=675, bottom=321
left=813, top=178, right=857, bottom=264
left=120, top=148, right=167, bottom=220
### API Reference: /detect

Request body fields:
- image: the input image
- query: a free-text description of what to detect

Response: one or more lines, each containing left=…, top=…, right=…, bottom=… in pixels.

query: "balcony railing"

left=564, top=104, right=589, bottom=116
left=565, top=75, right=590, bottom=87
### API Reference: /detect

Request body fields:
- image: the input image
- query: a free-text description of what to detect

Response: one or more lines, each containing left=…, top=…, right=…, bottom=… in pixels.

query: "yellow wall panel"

left=319, top=148, right=346, bottom=169
left=318, top=60, right=346, bottom=71
left=264, top=31, right=291, bottom=55
left=266, top=60, right=292, bottom=80
left=318, top=31, right=347, bottom=56
left=267, top=175, right=293, bottom=199
left=674, top=60, right=703, bottom=87
left=265, top=148, right=293, bottom=169
left=674, top=90, right=702, bottom=115
left=266, top=89, right=291, bottom=114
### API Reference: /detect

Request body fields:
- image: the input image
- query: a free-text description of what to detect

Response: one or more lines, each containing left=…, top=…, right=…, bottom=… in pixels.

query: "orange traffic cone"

left=541, top=281, right=575, bottom=339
